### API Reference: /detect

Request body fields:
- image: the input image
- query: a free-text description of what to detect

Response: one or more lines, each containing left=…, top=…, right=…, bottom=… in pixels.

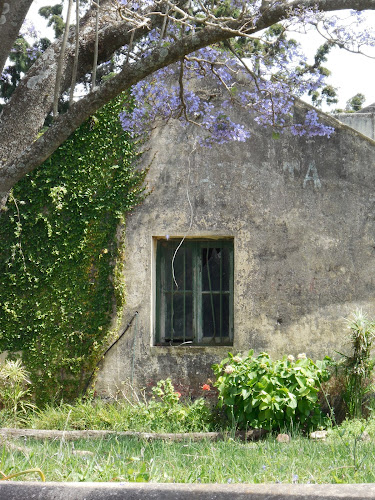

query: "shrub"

left=0, top=359, right=34, bottom=425
left=139, top=378, right=213, bottom=432
left=338, top=310, right=375, bottom=419
left=212, top=351, right=331, bottom=431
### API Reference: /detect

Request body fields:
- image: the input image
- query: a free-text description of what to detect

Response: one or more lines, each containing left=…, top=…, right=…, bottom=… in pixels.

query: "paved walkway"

left=1, top=482, right=375, bottom=499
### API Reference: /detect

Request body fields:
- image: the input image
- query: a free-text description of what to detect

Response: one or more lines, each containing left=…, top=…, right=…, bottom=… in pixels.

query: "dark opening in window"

left=155, top=239, right=234, bottom=346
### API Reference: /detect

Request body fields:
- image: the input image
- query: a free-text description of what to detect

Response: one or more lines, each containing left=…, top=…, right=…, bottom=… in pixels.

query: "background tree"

left=346, top=92, right=366, bottom=112
left=1, top=0, right=375, bottom=207
left=38, top=3, right=65, bottom=38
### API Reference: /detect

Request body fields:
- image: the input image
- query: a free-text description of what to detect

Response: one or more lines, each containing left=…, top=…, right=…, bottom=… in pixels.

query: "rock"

left=235, top=428, right=268, bottom=441
left=276, top=433, right=290, bottom=443
left=310, top=430, right=328, bottom=440
left=72, top=449, right=94, bottom=457
left=360, top=431, right=371, bottom=442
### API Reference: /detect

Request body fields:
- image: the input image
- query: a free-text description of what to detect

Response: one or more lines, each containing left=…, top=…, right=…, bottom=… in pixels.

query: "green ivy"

left=0, top=95, right=146, bottom=404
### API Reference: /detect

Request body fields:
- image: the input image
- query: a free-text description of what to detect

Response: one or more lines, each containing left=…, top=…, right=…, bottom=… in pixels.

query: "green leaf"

left=241, top=388, right=251, bottom=400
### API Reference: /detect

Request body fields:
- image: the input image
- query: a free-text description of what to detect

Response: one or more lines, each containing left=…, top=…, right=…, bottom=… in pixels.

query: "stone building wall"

left=335, top=112, right=375, bottom=140
left=95, top=99, right=375, bottom=397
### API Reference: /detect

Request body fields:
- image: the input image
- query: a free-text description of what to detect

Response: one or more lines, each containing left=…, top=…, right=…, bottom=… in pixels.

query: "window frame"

left=155, top=238, right=234, bottom=346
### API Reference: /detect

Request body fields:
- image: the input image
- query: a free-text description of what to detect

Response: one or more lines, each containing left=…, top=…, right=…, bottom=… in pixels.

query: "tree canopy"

left=1, top=0, right=375, bottom=207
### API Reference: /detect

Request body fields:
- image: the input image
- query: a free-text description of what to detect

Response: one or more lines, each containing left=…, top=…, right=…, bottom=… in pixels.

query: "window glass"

left=156, top=239, right=233, bottom=346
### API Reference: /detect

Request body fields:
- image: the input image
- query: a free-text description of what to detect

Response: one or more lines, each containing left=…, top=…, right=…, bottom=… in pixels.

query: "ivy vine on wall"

left=0, top=95, right=146, bottom=404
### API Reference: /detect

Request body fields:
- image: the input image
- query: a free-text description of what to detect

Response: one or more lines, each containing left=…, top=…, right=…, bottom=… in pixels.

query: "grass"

left=2, top=432, right=375, bottom=484
left=2, top=386, right=375, bottom=484
left=19, top=396, right=216, bottom=433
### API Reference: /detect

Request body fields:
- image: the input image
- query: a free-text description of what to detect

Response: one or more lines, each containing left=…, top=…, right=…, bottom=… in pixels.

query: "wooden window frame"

left=155, top=238, right=234, bottom=346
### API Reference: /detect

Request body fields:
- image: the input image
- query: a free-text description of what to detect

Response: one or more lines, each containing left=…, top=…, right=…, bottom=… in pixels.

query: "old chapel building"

left=96, top=95, right=375, bottom=396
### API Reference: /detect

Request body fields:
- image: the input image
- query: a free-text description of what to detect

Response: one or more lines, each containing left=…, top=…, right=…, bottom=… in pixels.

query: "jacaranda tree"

left=1, top=0, right=375, bottom=209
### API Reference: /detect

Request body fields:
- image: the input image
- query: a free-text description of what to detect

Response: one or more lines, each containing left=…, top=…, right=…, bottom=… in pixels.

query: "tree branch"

left=1, top=23, right=244, bottom=191
left=0, top=0, right=166, bottom=166
left=2, top=0, right=375, bottom=202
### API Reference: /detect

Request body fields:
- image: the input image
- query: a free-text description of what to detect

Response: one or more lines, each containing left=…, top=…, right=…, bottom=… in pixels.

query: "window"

left=155, top=239, right=234, bottom=346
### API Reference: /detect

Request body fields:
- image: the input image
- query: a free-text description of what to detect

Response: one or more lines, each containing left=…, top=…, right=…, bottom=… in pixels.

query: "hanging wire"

left=171, top=139, right=196, bottom=288
left=91, top=0, right=100, bottom=91
left=53, top=0, right=73, bottom=117
left=69, top=0, right=80, bottom=103
left=130, top=311, right=139, bottom=384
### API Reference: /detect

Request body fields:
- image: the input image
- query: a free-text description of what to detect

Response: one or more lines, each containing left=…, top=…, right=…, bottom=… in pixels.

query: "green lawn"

left=2, top=432, right=375, bottom=484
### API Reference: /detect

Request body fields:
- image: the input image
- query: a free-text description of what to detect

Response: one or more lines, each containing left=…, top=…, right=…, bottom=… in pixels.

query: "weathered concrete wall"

left=335, top=112, right=375, bottom=140
left=95, top=97, right=375, bottom=397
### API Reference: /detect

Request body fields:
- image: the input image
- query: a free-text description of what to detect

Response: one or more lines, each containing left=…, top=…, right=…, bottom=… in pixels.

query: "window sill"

left=150, top=345, right=233, bottom=356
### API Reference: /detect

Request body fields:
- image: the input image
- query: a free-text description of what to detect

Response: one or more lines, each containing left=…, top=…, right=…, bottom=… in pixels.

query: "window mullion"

left=183, top=248, right=186, bottom=344
left=194, top=242, right=202, bottom=344
left=206, top=247, right=216, bottom=341
left=170, top=245, right=174, bottom=343
left=220, top=247, right=223, bottom=343
left=229, top=245, right=234, bottom=341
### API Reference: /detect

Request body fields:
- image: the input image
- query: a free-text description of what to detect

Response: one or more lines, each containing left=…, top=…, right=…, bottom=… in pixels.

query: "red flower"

left=175, top=391, right=181, bottom=398
left=202, top=384, right=210, bottom=391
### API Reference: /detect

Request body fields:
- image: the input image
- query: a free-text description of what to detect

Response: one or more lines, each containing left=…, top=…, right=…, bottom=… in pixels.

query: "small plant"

left=338, top=310, right=375, bottom=419
left=212, top=351, right=331, bottom=431
left=28, top=379, right=214, bottom=433
left=151, top=378, right=181, bottom=405
left=145, top=378, right=213, bottom=432
left=0, top=359, right=34, bottom=425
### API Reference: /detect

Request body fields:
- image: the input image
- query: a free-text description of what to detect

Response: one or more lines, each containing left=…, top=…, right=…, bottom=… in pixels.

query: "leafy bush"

left=212, top=351, right=331, bottom=431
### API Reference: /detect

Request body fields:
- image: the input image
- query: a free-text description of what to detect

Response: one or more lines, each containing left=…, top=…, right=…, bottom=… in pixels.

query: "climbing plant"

left=0, top=95, right=146, bottom=404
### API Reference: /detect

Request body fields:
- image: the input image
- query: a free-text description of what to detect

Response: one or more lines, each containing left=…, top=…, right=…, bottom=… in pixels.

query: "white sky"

left=26, top=1, right=375, bottom=110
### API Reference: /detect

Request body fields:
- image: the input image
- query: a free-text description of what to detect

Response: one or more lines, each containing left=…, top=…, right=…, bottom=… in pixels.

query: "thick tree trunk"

left=0, top=0, right=34, bottom=75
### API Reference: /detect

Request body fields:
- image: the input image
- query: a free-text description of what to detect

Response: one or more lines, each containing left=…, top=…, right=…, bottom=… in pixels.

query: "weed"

left=27, top=384, right=214, bottom=433
left=0, top=359, right=35, bottom=426
left=337, top=310, right=375, bottom=419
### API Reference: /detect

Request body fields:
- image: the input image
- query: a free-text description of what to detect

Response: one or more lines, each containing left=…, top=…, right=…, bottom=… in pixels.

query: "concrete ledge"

left=1, top=482, right=375, bottom=500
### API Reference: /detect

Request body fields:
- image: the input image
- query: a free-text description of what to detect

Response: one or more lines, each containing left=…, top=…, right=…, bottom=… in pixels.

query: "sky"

left=26, top=1, right=375, bottom=110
